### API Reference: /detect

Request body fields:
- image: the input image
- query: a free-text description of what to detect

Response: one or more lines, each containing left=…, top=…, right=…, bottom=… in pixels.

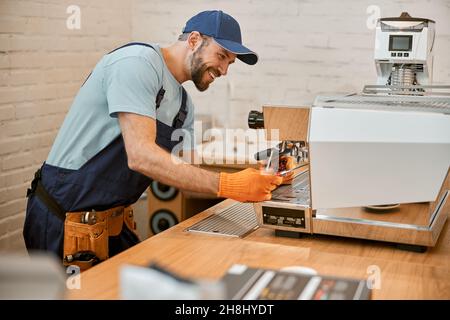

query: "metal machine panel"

left=309, top=106, right=450, bottom=209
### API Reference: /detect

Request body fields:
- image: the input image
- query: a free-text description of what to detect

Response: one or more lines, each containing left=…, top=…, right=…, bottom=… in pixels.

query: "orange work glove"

left=279, top=156, right=295, bottom=185
left=217, top=168, right=283, bottom=202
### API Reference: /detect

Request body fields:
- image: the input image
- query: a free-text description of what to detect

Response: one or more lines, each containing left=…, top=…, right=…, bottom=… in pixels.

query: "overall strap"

left=27, top=165, right=66, bottom=221
left=107, top=42, right=157, bottom=54
left=82, top=42, right=186, bottom=127
left=81, top=42, right=166, bottom=108
left=171, top=87, right=188, bottom=129
left=155, top=88, right=165, bottom=109
left=109, top=42, right=166, bottom=108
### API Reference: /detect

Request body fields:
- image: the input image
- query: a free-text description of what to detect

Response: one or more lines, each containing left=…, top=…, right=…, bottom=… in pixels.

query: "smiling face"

left=189, top=35, right=236, bottom=92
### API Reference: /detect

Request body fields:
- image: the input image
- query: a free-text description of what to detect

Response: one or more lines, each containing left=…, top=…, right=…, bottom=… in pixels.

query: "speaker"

left=146, top=180, right=221, bottom=238
left=147, top=180, right=182, bottom=237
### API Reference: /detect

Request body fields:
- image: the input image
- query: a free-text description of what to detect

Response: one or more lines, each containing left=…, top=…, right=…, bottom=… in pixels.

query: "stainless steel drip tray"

left=185, top=202, right=258, bottom=238
left=270, top=170, right=311, bottom=206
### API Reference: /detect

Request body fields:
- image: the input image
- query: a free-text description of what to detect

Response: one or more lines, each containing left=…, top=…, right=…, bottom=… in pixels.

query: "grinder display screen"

left=389, top=35, right=412, bottom=51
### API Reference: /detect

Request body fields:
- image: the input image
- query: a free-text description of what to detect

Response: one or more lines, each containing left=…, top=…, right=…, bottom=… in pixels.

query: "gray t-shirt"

left=46, top=43, right=195, bottom=170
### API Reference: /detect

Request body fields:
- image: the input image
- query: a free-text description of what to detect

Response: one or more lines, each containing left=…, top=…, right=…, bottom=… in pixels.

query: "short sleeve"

left=104, top=57, right=161, bottom=118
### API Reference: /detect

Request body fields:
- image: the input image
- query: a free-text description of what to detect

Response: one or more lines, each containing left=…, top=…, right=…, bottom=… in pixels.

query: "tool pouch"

left=63, top=205, right=138, bottom=271
left=63, top=212, right=108, bottom=271
left=123, top=206, right=139, bottom=238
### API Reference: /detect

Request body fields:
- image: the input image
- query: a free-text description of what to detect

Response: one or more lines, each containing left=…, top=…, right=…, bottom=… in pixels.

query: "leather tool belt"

left=63, top=205, right=138, bottom=271
left=26, top=167, right=139, bottom=271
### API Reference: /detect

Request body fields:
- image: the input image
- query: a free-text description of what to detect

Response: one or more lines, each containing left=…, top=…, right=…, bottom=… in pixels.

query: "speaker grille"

left=185, top=202, right=258, bottom=237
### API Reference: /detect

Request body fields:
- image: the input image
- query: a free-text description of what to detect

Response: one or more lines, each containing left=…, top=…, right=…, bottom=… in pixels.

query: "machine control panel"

left=262, top=206, right=306, bottom=229
left=390, top=52, right=410, bottom=57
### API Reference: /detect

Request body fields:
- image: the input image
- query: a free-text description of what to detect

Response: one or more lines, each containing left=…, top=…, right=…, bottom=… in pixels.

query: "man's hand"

left=279, top=156, right=295, bottom=185
left=217, top=168, right=283, bottom=202
left=257, top=155, right=295, bottom=185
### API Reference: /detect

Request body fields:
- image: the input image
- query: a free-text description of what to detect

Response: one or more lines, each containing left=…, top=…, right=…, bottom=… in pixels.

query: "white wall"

left=132, top=0, right=450, bottom=129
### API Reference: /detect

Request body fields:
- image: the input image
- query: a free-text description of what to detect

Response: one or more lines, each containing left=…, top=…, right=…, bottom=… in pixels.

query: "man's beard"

left=190, top=44, right=211, bottom=92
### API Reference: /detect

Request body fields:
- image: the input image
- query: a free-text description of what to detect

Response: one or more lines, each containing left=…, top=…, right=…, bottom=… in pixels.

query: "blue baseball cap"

left=182, top=10, right=258, bottom=65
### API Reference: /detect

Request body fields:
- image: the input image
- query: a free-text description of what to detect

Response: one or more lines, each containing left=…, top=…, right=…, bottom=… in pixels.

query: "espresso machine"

left=250, top=13, right=450, bottom=251
left=374, top=12, right=435, bottom=92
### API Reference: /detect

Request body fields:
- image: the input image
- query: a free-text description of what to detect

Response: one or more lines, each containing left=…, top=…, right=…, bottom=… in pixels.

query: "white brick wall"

left=1, top=0, right=449, bottom=251
left=0, top=0, right=132, bottom=251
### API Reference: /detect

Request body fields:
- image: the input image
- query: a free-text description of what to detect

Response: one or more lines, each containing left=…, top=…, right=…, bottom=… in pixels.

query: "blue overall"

left=23, top=43, right=187, bottom=260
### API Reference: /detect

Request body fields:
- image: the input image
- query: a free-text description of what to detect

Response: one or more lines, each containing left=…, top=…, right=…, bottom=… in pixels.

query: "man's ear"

left=187, top=31, right=202, bottom=51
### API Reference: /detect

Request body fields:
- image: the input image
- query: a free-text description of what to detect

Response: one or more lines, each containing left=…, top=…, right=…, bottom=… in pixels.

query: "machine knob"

left=248, top=110, right=264, bottom=129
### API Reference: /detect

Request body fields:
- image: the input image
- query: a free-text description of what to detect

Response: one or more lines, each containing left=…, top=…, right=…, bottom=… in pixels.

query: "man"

left=24, top=10, right=286, bottom=268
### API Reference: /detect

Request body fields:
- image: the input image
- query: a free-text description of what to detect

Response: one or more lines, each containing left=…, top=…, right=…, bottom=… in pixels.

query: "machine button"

left=391, top=52, right=396, bottom=57
left=397, top=52, right=403, bottom=57
left=404, top=52, right=409, bottom=57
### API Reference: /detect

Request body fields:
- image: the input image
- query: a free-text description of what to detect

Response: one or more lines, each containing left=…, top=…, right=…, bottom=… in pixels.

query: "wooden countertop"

left=67, top=199, right=450, bottom=300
